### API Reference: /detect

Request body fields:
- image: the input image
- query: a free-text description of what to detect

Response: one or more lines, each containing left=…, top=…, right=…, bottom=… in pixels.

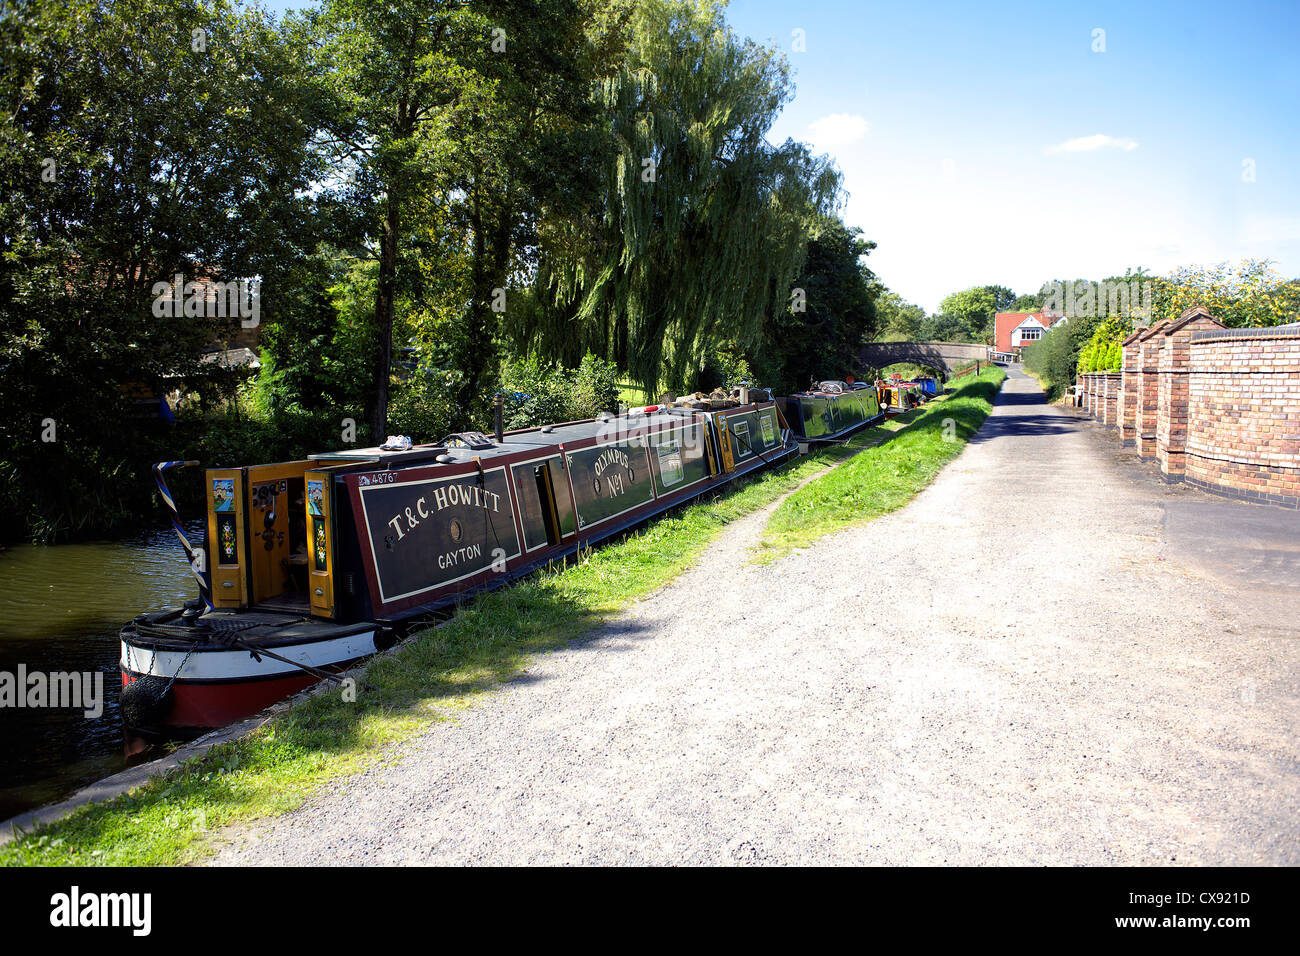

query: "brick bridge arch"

left=858, top=341, right=988, bottom=376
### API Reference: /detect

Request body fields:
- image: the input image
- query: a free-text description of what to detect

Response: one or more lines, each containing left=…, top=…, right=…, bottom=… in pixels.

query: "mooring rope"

left=152, top=460, right=213, bottom=611
left=215, top=633, right=346, bottom=684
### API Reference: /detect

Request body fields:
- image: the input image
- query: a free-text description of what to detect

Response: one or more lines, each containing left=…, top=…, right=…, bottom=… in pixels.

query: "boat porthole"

left=449, top=518, right=463, bottom=542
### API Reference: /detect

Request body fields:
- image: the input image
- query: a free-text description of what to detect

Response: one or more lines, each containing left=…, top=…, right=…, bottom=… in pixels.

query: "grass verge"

left=616, top=381, right=653, bottom=405
left=1023, top=368, right=1065, bottom=404
left=1, top=423, right=889, bottom=866
left=756, top=367, right=1006, bottom=560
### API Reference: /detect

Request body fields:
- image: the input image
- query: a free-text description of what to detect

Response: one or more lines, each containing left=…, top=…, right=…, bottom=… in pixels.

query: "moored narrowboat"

left=876, top=379, right=924, bottom=413
left=120, top=396, right=796, bottom=735
left=776, top=381, right=884, bottom=443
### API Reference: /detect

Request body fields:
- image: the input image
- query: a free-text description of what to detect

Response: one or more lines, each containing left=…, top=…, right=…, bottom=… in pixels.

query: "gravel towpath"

left=209, top=369, right=1299, bottom=865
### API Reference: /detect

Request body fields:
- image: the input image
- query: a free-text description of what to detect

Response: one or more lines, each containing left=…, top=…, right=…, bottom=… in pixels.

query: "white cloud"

left=807, top=113, right=869, bottom=146
left=1044, top=133, right=1139, bottom=155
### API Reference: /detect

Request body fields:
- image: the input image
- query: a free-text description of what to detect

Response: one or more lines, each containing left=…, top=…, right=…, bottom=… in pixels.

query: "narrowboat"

left=876, top=379, right=924, bottom=413
left=120, top=393, right=795, bottom=735
left=776, top=381, right=884, bottom=443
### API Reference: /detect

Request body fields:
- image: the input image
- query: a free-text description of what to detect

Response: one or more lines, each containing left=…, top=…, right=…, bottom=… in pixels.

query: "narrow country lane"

left=209, top=369, right=1300, bottom=866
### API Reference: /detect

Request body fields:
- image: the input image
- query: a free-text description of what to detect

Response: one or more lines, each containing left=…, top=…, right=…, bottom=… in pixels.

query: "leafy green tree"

left=252, top=256, right=381, bottom=423
left=315, top=0, right=498, bottom=438
left=985, top=285, right=1016, bottom=312
left=936, top=286, right=999, bottom=341
left=1152, top=259, right=1300, bottom=327
left=535, top=0, right=841, bottom=393
left=0, top=0, right=327, bottom=540
left=750, top=217, right=878, bottom=393
left=1076, top=317, right=1132, bottom=374
left=499, top=352, right=619, bottom=428
left=441, top=0, right=630, bottom=419
left=921, top=312, right=975, bottom=342
left=874, top=289, right=927, bottom=340
left=313, top=0, right=631, bottom=432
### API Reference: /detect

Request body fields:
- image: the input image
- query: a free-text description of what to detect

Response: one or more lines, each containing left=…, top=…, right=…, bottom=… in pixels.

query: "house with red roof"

left=994, top=311, right=1066, bottom=354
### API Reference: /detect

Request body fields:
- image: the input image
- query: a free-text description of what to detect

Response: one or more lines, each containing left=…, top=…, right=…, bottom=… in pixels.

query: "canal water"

left=0, top=526, right=198, bottom=821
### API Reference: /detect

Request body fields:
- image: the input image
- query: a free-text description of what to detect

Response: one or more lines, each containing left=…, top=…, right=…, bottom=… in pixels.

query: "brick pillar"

left=1119, top=332, right=1142, bottom=444
left=1157, top=307, right=1226, bottom=478
left=1102, top=372, right=1122, bottom=426
left=1088, top=373, right=1099, bottom=418
left=1096, top=373, right=1112, bottom=422
left=1137, top=322, right=1168, bottom=459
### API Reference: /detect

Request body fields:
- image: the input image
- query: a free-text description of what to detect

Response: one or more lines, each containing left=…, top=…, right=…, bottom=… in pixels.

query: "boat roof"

left=307, top=407, right=723, bottom=471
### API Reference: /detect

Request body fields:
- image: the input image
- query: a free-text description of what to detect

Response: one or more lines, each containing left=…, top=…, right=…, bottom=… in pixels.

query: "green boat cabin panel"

left=726, top=407, right=783, bottom=462
left=566, top=436, right=657, bottom=532
left=648, top=422, right=711, bottom=496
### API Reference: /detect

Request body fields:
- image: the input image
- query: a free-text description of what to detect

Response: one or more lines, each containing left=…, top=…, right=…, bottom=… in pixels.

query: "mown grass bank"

left=1, top=422, right=894, bottom=867
left=757, top=367, right=1006, bottom=560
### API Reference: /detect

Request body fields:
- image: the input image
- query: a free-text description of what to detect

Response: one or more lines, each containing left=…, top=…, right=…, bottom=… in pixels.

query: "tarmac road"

left=208, top=368, right=1300, bottom=865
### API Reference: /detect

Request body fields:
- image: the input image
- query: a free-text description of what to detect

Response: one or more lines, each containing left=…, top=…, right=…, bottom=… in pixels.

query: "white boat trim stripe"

left=121, top=631, right=377, bottom=681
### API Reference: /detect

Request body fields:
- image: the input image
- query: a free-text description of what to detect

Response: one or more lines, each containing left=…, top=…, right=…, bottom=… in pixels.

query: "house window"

left=1020, top=328, right=1043, bottom=341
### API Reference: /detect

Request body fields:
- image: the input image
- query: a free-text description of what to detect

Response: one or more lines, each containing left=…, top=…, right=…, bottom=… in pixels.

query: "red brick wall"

left=1137, top=324, right=1166, bottom=458
left=1120, top=341, right=1141, bottom=443
left=1100, top=373, right=1121, bottom=427
left=1157, top=314, right=1224, bottom=475
left=1183, top=328, right=1300, bottom=506
left=1072, top=312, right=1298, bottom=507
left=1077, top=372, right=1123, bottom=425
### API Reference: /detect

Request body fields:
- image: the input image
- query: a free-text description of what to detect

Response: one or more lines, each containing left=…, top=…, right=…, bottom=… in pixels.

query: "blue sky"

left=264, top=0, right=1300, bottom=313
left=725, top=0, right=1300, bottom=310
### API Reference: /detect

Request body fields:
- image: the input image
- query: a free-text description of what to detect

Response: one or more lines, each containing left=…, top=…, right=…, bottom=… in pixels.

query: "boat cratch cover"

left=353, top=465, right=521, bottom=606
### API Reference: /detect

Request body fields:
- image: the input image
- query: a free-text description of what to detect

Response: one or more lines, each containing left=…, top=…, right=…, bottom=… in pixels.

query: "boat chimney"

left=494, top=391, right=504, bottom=444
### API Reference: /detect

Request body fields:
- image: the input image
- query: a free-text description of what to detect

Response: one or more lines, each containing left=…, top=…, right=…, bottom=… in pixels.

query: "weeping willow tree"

left=531, top=0, right=841, bottom=393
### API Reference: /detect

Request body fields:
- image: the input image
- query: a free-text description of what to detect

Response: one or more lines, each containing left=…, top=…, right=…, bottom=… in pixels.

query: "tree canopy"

left=752, top=217, right=878, bottom=394
left=0, top=0, right=331, bottom=538
left=531, top=0, right=842, bottom=393
left=0, top=0, right=876, bottom=541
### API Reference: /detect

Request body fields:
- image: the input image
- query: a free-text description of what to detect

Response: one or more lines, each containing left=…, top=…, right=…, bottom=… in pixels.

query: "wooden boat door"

left=713, top=412, right=737, bottom=473
left=243, top=461, right=312, bottom=608
left=303, top=468, right=337, bottom=619
left=511, top=456, right=576, bottom=553
left=207, top=467, right=248, bottom=608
